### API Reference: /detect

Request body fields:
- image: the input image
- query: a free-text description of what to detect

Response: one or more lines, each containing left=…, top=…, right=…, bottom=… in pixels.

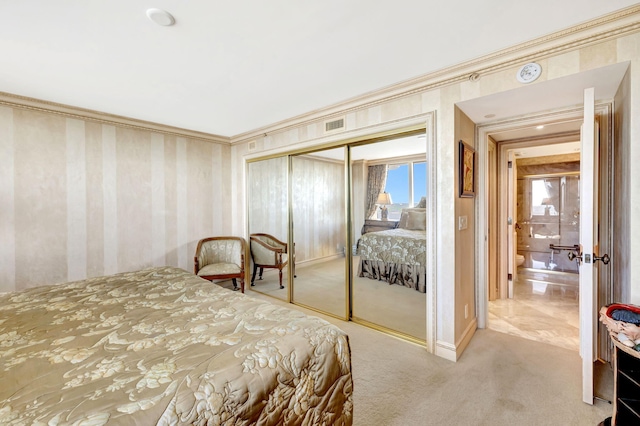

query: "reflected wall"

left=291, top=149, right=347, bottom=318
left=247, top=157, right=289, bottom=300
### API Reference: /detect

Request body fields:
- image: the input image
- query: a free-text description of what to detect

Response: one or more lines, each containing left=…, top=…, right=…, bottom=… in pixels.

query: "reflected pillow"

left=398, top=212, right=409, bottom=229
left=416, top=196, right=427, bottom=208
left=406, top=210, right=426, bottom=230
left=398, top=208, right=426, bottom=229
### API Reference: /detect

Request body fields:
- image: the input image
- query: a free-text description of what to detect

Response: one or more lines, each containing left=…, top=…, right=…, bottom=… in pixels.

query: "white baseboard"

left=295, top=253, right=344, bottom=268
left=435, top=318, right=478, bottom=362
left=435, top=340, right=457, bottom=362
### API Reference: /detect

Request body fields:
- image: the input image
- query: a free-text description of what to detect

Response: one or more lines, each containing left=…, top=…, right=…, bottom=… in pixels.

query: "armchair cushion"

left=194, top=236, right=246, bottom=292
left=197, top=239, right=243, bottom=268
left=197, top=263, right=242, bottom=277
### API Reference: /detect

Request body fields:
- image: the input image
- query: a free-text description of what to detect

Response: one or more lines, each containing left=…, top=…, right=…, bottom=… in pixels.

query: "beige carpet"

left=209, top=278, right=615, bottom=425
left=251, top=291, right=612, bottom=425
left=249, top=256, right=426, bottom=340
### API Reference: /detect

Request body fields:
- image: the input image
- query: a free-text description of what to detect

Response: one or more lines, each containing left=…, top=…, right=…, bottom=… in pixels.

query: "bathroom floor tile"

left=488, top=269, right=579, bottom=352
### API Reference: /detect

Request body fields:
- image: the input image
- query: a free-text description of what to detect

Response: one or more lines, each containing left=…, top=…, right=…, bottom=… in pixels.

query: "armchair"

left=249, top=233, right=291, bottom=289
left=194, top=236, right=246, bottom=292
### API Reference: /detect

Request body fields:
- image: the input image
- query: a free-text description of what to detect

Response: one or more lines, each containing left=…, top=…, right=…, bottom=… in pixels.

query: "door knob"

left=568, top=251, right=582, bottom=264
left=594, top=253, right=610, bottom=265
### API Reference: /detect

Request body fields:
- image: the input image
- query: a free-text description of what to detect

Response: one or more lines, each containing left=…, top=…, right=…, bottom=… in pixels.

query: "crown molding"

left=0, top=91, right=230, bottom=145
left=231, top=4, right=640, bottom=145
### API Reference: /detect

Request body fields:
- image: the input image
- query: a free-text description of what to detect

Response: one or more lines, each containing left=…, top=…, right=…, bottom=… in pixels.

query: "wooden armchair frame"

left=249, top=233, right=292, bottom=290
left=194, top=236, right=246, bottom=292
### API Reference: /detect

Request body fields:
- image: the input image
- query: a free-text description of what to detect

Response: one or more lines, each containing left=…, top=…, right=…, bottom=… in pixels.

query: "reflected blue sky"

left=384, top=162, right=427, bottom=204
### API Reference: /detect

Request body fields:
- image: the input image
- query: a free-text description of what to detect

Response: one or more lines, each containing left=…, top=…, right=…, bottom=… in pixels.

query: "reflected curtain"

left=365, top=165, right=387, bottom=219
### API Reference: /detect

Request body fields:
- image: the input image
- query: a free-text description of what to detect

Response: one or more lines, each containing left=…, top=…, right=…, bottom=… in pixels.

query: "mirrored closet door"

left=247, top=156, right=289, bottom=301
left=246, top=130, right=428, bottom=343
left=291, top=148, right=347, bottom=319
left=351, top=135, right=427, bottom=341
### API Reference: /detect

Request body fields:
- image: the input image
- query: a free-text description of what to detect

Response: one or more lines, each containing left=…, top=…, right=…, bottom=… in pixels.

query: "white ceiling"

left=514, top=141, right=581, bottom=159
left=488, top=120, right=583, bottom=142
left=1, top=1, right=637, bottom=137
left=457, top=62, right=630, bottom=128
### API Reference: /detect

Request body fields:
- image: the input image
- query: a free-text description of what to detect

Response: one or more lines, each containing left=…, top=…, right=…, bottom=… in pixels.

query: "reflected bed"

left=357, top=227, right=427, bottom=293
left=0, top=266, right=353, bottom=425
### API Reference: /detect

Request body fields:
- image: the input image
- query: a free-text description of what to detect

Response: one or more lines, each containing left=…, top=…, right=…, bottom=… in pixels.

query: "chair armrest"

left=250, top=233, right=288, bottom=253
left=251, top=238, right=286, bottom=266
left=266, top=235, right=288, bottom=251
left=251, top=237, right=284, bottom=253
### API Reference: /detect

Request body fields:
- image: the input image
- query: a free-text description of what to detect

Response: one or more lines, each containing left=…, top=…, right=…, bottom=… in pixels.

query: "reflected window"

left=384, top=164, right=408, bottom=220
left=413, top=162, right=427, bottom=203
left=383, top=161, right=427, bottom=221
left=530, top=178, right=559, bottom=217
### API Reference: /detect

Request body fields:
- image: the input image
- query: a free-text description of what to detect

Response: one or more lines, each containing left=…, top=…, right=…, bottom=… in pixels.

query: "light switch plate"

left=458, top=215, right=468, bottom=230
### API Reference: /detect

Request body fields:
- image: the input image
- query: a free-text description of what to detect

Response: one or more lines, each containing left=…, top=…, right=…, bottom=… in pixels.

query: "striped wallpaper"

left=0, top=106, right=231, bottom=292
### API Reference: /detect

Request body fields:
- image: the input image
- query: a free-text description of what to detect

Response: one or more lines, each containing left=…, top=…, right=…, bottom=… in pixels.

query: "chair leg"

left=232, top=278, right=239, bottom=291
left=259, top=267, right=264, bottom=280
left=240, top=277, right=244, bottom=293
left=251, top=263, right=258, bottom=286
left=278, top=269, right=284, bottom=289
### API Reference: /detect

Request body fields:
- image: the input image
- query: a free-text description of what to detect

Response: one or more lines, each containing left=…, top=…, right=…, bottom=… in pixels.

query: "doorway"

left=473, top=98, right=615, bottom=405
left=478, top=100, right=614, bottom=356
left=461, top=62, right=629, bottom=404
left=490, top=134, right=583, bottom=351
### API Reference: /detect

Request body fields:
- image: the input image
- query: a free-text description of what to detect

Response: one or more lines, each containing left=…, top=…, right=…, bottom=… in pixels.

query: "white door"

left=506, top=150, right=516, bottom=298
left=579, top=87, right=598, bottom=405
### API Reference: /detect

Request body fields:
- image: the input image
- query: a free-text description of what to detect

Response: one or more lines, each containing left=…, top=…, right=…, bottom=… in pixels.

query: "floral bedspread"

left=0, top=267, right=353, bottom=425
left=357, top=228, right=426, bottom=266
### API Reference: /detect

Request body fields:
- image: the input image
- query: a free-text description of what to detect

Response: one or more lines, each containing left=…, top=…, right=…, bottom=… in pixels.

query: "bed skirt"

left=358, top=260, right=426, bottom=293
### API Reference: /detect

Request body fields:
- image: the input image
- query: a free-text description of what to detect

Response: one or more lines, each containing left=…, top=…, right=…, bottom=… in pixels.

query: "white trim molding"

left=435, top=318, right=478, bottom=362
left=232, top=4, right=640, bottom=145
left=0, top=91, right=230, bottom=145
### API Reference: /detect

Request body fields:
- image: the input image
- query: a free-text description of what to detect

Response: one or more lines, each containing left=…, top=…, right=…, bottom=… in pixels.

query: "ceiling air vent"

left=324, top=117, right=345, bottom=133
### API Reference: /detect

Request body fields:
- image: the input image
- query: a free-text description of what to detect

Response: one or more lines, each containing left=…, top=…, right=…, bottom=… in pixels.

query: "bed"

left=357, top=208, right=426, bottom=293
left=0, top=266, right=353, bottom=425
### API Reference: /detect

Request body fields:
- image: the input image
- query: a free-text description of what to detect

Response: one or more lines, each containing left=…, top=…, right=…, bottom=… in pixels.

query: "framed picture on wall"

left=459, top=140, right=475, bottom=198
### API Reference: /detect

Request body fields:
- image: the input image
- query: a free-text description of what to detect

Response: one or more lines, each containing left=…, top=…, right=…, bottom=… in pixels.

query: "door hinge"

left=508, top=161, right=513, bottom=168
left=508, top=273, right=513, bottom=281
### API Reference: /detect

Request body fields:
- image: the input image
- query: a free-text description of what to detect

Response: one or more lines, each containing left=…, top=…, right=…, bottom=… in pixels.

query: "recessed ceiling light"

left=536, top=125, right=545, bottom=129
left=146, top=8, right=175, bottom=26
